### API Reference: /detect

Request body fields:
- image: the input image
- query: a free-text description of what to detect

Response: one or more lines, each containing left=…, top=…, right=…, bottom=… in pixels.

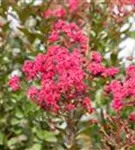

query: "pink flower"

left=129, top=112, right=135, bottom=122
left=109, top=80, right=128, bottom=98
left=49, top=30, right=59, bottom=42
left=131, top=0, right=135, bottom=4
left=123, top=78, right=135, bottom=97
left=112, top=98, right=123, bottom=111
left=113, top=0, right=135, bottom=5
left=105, top=84, right=111, bottom=93
left=104, top=67, right=119, bottom=77
left=88, top=62, right=105, bottom=76
left=126, top=65, right=135, bottom=78
left=83, top=97, right=94, bottom=113
left=28, top=86, right=38, bottom=99
left=51, top=20, right=88, bottom=53
left=109, top=80, right=122, bottom=93
left=53, top=8, right=66, bottom=18
left=68, top=0, right=80, bottom=12
left=42, top=9, right=53, bottom=18
left=23, top=45, right=88, bottom=113
left=42, top=8, right=66, bottom=19
left=22, top=61, right=36, bottom=80
left=91, top=51, right=102, bottom=63
left=54, top=20, right=66, bottom=30
left=66, top=104, right=75, bottom=111
left=9, top=75, right=20, bottom=91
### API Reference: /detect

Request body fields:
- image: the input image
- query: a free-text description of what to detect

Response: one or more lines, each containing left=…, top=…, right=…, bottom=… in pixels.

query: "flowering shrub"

left=9, top=75, right=20, bottom=91
left=1, top=0, right=135, bottom=149
left=23, top=45, right=92, bottom=113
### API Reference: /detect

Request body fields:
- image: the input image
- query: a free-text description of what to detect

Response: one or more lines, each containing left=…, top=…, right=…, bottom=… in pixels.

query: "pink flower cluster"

left=49, top=20, right=88, bottom=53
left=42, top=0, right=85, bottom=19
left=129, top=112, right=135, bottom=122
left=106, top=65, right=135, bottom=111
left=88, top=51, right=119, bottom=77
left=131, top=0, right=135, bottom=4
left=83, top=97, right=94, bottom=113
left=68, top=0, right=80, bottom=12
left=118, top=0, right=135, bottom=5
left=23, top=45, right=93, bottom=113
left=9, top=75, right=20, bottom=91
left=43, top=7, right=66, bottom=18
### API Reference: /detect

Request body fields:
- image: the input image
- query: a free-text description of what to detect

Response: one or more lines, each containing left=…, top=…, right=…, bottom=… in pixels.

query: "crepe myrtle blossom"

left=83, top=97, right=94, bottom=113
left=126, top=65, right=135, bottom=78
left=105, top=64, right=135, bottom=111
left=22, top=47, right=123, bottom=113
left=68, top=0, right=80, bottom=12
left=129, top=112, right=135, bottom=122
left=66, top=104, right=75, bottom=111
left=106, top=80, right=127, bottom=111
left=131, top=0, right=135, bottom=4
left=88, top=51, right=119, bottom=77
left=9, top=44, right=135, bottom=114
left=9, top=75, right=20, bottom=91
left=9, top=13, right=135, bottom=115
left=43, top=7, right=66, bottom=18
left=88, top=62, right=105, bottom=76
left=104, top=67, right=119, bottom=77
left=28, top=86, right=38, bottom=100
left=91, top=51, right=102, bottom=63
left=120, top=0, right=135, bottom=5
left=112, top=98, right=123, bottom=111
left=49, top=20, right=88, bottom=53
left=23, top=45, right=93, bottom=113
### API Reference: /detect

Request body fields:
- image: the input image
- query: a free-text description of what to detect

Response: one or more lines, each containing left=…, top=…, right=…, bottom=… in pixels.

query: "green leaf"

left=8, top=137, right=18, bottom=148
left=111, top=52, right=118, bottom=65
left=0, top=132, right=4, bottom=145
left=27, top=143, right=42, bottom=150
left=127, top=32, right=135, bottom=38
left=2, top=22, right=9, bottom=32
left=44, top=131, right=57, bottom=142
left=130, top=146, right=135, bottom=150
left=11, top=118, right=20, bottom=125
left=37, top=130, right=57, bottom=142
